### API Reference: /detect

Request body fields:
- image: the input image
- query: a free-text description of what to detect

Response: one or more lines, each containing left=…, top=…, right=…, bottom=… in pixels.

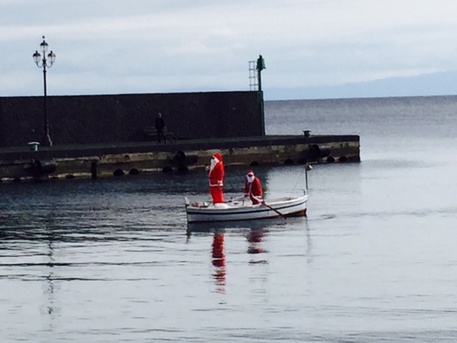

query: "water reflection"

left=211, top=230, right=226, bottom=293
left=246, top=228, right=266, bottom=255
left=45, top=240, right=55, bottom=316
left=187, top=224, right=272, bottom=293
left=246, top=229, right=268, bottom=269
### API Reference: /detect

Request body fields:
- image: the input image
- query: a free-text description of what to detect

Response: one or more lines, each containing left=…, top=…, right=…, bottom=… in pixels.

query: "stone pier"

left=0, top=134, right=360, bottom=182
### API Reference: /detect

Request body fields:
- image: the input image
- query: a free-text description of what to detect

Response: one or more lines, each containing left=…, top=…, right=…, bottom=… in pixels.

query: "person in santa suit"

left=209, top=153, right=225, bottom=204
left=244, top=170, right=263, bottom=204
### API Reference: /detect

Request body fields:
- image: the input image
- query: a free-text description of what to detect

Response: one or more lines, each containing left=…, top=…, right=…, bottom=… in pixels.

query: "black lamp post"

left=33, top=36, right=56, bottom=147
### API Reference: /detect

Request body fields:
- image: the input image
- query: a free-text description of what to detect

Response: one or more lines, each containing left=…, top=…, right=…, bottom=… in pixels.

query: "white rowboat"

left=184, top=195, right=308, bottom=223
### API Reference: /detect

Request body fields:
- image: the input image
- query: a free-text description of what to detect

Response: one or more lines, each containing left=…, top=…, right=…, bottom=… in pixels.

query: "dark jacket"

left=155, top=117, right=165, bottom=131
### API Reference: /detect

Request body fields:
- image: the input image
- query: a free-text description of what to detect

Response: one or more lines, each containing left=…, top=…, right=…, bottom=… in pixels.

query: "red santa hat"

left=247, top=170, right=254, bottom=176
left=213, top=153, right=223, bottom=162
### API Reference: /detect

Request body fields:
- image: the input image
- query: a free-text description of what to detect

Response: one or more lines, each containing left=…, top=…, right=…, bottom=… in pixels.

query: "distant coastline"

left=266, top=93, right=457, bottom=103
left=266, top=70, right=457, bottom=101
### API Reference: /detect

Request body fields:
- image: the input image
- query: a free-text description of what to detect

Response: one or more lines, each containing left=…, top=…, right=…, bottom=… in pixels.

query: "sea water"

left=1, top=96, right=457, bottom=342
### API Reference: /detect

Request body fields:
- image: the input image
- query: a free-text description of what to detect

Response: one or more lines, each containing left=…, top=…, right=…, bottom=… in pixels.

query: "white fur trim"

left=209, top=158, right=217, bottom=172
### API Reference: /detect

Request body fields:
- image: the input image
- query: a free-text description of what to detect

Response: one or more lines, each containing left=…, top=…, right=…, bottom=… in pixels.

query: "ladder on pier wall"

left=249, top=60, right=259, bottom=91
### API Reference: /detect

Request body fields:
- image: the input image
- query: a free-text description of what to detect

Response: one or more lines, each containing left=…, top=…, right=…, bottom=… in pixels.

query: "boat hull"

left=185, top=195, right=308, bottom=223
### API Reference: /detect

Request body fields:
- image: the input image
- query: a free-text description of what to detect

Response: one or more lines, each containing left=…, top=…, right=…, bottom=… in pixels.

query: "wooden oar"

left=262, top=201, right=286, bottom=219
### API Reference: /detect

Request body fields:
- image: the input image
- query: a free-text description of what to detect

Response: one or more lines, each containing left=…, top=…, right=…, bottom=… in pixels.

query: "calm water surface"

left=1, top=96, right=457, bottom=342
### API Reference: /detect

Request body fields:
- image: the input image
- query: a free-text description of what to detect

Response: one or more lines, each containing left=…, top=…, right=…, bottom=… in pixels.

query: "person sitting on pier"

left=244, top=170, right=263, bottom=204
left=209, top=153, right=225, bottom=204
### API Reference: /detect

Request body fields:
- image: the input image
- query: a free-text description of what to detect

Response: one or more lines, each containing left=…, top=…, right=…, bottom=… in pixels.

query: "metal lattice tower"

left=249, top=60, right=258, bottom=91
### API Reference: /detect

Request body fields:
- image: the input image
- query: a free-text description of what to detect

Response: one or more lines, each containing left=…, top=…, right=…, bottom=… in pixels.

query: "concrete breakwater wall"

left=0, top=135, right=360, bottom=182
left=0, top=91, right=261, bottom=147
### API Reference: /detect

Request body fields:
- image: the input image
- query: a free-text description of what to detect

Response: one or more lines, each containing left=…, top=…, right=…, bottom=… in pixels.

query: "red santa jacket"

left=209, top=153, right=224, bottom=187
left=244, top=177, right=263, bottom=200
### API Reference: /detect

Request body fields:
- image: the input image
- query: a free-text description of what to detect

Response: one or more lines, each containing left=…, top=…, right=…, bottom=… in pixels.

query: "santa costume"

left=244, top=170, right=263, bottom=204
left=209, top=153, right=225, bottom=204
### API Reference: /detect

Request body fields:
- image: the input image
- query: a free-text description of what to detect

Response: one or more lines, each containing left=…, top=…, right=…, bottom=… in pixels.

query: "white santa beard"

left=210, top=158, right=218, bottom=172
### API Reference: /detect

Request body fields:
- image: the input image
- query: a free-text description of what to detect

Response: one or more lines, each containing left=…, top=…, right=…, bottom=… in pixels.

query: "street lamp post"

left=33, top=36, right=56, bottom=146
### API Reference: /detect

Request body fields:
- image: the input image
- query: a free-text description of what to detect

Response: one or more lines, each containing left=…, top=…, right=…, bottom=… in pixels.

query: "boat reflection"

left=186, top=216, right=284, bottom=235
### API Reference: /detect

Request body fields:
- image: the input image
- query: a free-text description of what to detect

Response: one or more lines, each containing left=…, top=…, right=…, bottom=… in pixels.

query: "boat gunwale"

left=185, top=195, right=308, bottom=223
left=186, top=195, right=307, bottom=214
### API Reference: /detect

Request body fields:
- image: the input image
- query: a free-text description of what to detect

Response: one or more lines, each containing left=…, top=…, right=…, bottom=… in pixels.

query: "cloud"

left=2, top=0, right=457, bottom=98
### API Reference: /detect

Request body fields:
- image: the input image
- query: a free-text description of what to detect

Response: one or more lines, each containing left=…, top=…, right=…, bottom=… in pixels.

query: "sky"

left=1, top=0, right=457, bottom=100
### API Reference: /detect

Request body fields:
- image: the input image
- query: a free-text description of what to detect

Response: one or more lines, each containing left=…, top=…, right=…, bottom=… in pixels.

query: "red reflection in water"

left=247, top=229, right=265, bottom=254
left=212, top=231, right=226, bottom=291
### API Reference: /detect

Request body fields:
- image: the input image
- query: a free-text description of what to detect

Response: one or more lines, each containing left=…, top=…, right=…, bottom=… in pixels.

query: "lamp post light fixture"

left=33, top=35, right=56, bottom=146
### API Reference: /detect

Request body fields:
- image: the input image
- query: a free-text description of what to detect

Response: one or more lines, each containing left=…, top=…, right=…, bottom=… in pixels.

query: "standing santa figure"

left=209, top=153, right=225, bottom=204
